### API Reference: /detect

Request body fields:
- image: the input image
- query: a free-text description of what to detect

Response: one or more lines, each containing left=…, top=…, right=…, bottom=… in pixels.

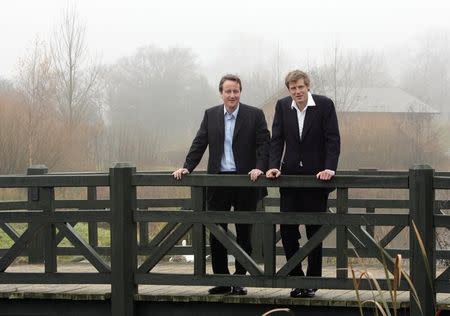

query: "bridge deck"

left=2, top=262, right=450, bottom=310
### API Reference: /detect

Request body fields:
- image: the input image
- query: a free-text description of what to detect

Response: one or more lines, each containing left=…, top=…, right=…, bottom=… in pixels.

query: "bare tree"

left=51, top=5, right=101, bottom=128
left=0, top=91, right=28, bottom=173
left=16, top=38, right=56, bottom=166
left=311, top=44, right=391, bottom=113
left=400, top=30, right=450, bottom=118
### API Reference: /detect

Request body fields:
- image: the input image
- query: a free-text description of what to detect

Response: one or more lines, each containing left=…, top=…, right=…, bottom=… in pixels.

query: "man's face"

left=288, top=79, right=309, bottom=107
left=220, top=80, right=241, bottom=111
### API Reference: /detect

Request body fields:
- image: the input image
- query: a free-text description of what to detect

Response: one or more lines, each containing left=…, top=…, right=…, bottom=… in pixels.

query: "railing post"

left=27, top=165, right=48, bottom=264
left=409, top=165, right=435, bottom=316
left=359, top=167, right=377, bottom=238
left=263, top=220, right=276, bottom=277
left=191, top=187, right=206, bottom=275
left=336, top=188, right=348, bottom=279
left=366, top=207, right=375, bottom=238
left=87, top=186, right=98, bottom=248
left=110, top=163, right=137, bottom=316
left=139, top=222, right=150, bottom=247
left=252, top=199, right=265, bottom=263
left=41, top=186, right=56, bottom=273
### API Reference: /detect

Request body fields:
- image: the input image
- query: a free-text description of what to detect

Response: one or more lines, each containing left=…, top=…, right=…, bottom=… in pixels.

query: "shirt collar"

left=291, top=92, right=316, bottom=111
left=224, top=104, right=240, bottom=118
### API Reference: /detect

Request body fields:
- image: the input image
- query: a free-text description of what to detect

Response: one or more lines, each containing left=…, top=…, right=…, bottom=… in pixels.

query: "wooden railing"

left=0, top=164, right=449, bottom=316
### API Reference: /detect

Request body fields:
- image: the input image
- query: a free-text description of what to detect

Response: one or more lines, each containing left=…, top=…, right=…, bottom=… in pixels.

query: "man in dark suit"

left=266, top=70, right=340, bottom=298
left=173, top=74, right=270, bottom=295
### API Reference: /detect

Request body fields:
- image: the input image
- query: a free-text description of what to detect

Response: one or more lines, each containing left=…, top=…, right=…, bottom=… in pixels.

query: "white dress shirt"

left=291, top=91, right=316, bottom=140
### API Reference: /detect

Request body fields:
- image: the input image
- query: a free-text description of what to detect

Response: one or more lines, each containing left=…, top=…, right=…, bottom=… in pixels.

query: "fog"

left=3, top=0, right=450, bottom=79
left=1, top=0, right=450, bottom=173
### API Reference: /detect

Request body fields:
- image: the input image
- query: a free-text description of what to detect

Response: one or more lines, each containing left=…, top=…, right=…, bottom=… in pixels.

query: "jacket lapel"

left=217, top=106, right=225, bottom=148
left=301, top=106, right=316, bottom=140
left=232, top=106, right=245, bottom=142
left=287, top=101, right=301, bottom=143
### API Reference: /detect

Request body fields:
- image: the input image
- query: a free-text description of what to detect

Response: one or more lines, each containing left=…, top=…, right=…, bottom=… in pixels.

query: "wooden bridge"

left=0, top=164, right=450, bottom=315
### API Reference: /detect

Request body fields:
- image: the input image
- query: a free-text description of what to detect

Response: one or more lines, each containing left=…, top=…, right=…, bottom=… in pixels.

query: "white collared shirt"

left=291, top=91, right=316, bottom=139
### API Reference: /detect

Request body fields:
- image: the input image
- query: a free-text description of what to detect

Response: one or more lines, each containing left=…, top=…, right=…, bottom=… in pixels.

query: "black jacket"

left=184, top=103, right=270, bottom=174
left=269, top=94, right=340, bottom=175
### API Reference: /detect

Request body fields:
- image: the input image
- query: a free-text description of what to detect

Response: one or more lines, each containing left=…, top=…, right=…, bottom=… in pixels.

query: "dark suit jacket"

left=184, top=104, right=270, bottom=192
left=269, top=94, right=340, bottom=175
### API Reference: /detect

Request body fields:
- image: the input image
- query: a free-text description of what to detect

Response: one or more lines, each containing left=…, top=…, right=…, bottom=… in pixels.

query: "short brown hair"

left=219, top=74, right=242, bottom=92
left=284, top=70, right=310, bottom=88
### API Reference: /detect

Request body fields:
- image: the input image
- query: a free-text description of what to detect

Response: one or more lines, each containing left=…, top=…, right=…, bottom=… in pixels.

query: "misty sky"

left=1, top=0, right=450, bottom=80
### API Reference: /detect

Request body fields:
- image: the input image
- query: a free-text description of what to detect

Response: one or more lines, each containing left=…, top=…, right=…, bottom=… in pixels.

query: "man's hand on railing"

left=248, top=169, right=264, bottom=181
left=265, top=168, right=281, bottom=179
left=172, top=168, right=189, bottom=180
left=316, top=169, right=335, bottom=181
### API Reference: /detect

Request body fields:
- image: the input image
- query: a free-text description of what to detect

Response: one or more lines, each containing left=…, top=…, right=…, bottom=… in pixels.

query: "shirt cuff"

left=325, top=169, right=335, bottom=176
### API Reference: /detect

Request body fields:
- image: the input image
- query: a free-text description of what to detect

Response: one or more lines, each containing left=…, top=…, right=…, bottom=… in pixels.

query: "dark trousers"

left=207, top=186, right=258, bottom=275
left=280, top=188, right=329, bottom=277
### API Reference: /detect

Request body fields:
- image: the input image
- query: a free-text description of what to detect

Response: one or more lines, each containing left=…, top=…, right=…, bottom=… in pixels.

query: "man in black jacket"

left=266, top=70, right=340, bottom=298
left=173, top=74, right=270, bottom=295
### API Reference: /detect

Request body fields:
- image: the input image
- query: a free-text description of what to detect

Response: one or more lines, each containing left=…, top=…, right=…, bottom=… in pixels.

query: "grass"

left=350, top=220, right=440, bottom=316
left=350, top=254, right=407, bottom=316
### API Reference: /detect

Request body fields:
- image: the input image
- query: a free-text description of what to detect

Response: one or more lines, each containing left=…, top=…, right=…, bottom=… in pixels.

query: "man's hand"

left=172, top=168, right=189, bottom=180
left=266, top=168, right=281, bottom=179
left=316, top=169, right=335, bottom=181
left=248, top=169, right=264, bottom=181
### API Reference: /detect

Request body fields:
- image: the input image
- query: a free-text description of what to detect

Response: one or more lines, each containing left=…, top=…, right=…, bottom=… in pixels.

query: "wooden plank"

left=135, top=273, right=409, bottom=291
left=0, top=210, right=112, bottom=223
left=132, top=174, right=408, bottom=189
left=137, top=223, right=192, bottom=273
left=205, top=223, right=263, bottom=276
left=54, top=200, right=111, bottom=208
left=409, top=165, right=436, bottom=316
left=138, top=221, right=149, bottom=246
left=0, top=224, right=44, bottom=271
left=40, top=187, right=57, bottom=273
left=191, top=187, right=206, bottom=276
left=55, top=222, right=77, bottom=245
left=56, top=246, right=110, bottom=256
left=0, top=174, right=109, bottom=188
left=435, top=214, right=450, bottom=228
left=56, top=223, right=110, bottom=273
left=434, top=176, right=450, bottom=189
left=265, top=198, right=409, bottom=209
left=336, top=188, right=349, bottom=279
left=263, top=224, right=276, bottom=276
left=146, top=222, right=178, bottom=250
left=379, top=225, right=406, bottom=248
left=3, top=262, right=450, bottom=308
left=277, top=225, right=334, bottom=277
left=137, top=198, right=190, bottom=208
left=0, top=273, right=110, bottom=283
left=0, top=223, right=20, bottom=241
left=0, top=201, right=33, bottom=210
left=348, top=226, right=395, bottom=273
left=134, top=210, right=409, bottom=226
left=110, top=163, right=137, bottom=316
left=87, top=186, right=99, bottom=248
